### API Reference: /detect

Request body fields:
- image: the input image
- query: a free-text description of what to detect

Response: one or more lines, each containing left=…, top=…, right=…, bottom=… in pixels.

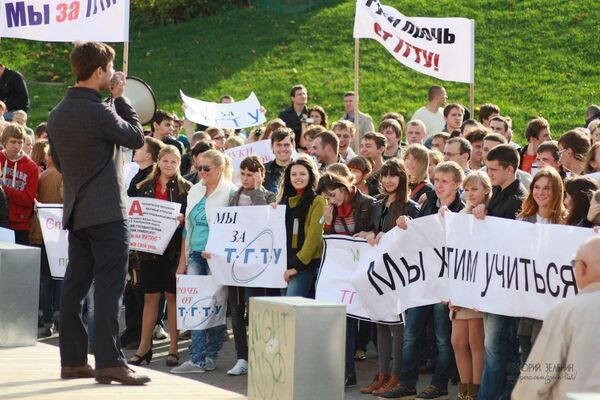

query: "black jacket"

left=263, top=160, right=286, bottom=194
left=324, top=189, right=375, bottom=235
left=135, top=177, right=192, bottom=261
left=487, top=179, right=526, bottom=220
left=418, top=190, right=465, bottom=217
left=371, top=197, right=420, bottom=234
left=0, top=67, right=29, bottom=111
left=127, top=165, right=153, bottom=197
left=278, top=105, right=308, bottom=146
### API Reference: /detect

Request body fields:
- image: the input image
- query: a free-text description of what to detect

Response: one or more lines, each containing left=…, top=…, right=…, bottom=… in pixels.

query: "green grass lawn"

left=2, top=0, right=598, bottom=144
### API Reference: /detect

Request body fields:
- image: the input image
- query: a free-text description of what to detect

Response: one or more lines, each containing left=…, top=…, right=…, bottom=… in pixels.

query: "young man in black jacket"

left=0, top=63, right=29, bottom=119
left=472, top=144, right=526, bottom=400
left=278, top=85, right=308, bottom=147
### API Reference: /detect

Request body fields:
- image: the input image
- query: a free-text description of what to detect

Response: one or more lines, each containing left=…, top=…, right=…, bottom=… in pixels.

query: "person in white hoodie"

left=171, top=149, right=236, bottom=374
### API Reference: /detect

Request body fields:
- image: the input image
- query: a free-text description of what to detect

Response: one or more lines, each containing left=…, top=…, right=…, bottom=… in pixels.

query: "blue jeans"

left=479, top=313, right=520, bottom=400
left=187, top=251, right=225, bottom=365
left=400, top=304, right=452, bottom=390
left=284, top=269, right=314, bottom=297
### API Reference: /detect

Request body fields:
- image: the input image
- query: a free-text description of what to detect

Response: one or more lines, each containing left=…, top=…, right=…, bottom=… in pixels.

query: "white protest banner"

left=350, top=214, right=448, bottom=321
left=176, top=274, right=228, bottom=330
left=444, top=213, right=593, bottom=320
left=0, top=0, right=130, bottom=42
left=353, top=0, right=474, bottom=83
left=225, top=140, right=275, bottom=183
left=180, top=91, right=266, bottom=130
left=127, top=197, right=181, bottom=255
left=37, top=203, right=68, bottom=279
left=205, top=205, right=287, bottom=288
left=316, top=235, right=401, bottom=324
left=0, top=227, right=15, bottom=243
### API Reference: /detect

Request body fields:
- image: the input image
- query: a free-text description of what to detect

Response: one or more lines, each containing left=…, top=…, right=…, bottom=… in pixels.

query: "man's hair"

left=446, top=137, right=472, bottom=157
left=224, top=135, right=244, bottom=149
left=290, top=84, right=306, bottom=97
left=240, top=155, right=265, bottom=173
left=443, top=103, right=465, bottom=118
left=525, top=117, right=550, bottom=141
left=378, top=118, right=402, bottom=139
left=151, top=110, right=174, bottom=132
left=12, top=110, right=27, bottom=120
left=362, top=131, right=387, bottom=149
left=380, top=112, right=406, bottom=132
left=431, top=132, right=450, bottom=142
left=34, top=123, right=48, bottom=139
left=464, top=128, right=488, bottom=144
left=483, top=132, right=507, bottom=145
left=70, top=41, right=115, bottom=82
left=428, top=86, right=445, bottom=101
left=478, top=103, right=500, bottom=122
left=206, top=127, right=226, bottom=140
left=558, top=129, right=591, bottom=161
left=536, top=140, right=560, bottom=161
left=487, top=144, right=520, bottom=172
left=1, top=123, right=27, bottom=145
left=220, top=95, right=234, bottom=102
left=270, top=127, right=295, bottom=145
left=332, top=120, right=355, bottom=136
left=346, top=155, right=373, bottom=175
left=144, top=136, right=165, bottom=162
left=191, top=140, right=214, bottom=157
left=315, top=130, right=339, bottom=153
left=407, top=119, right=426, bottom=131
left=489, top=115, right=509, bottom=132
left=434, top=161, right=465, bottom=184
left=191, top=131, right=210, bottom=145
left=344, top=91, right=355, bottom=98
left=586, top=104, right=600, bottom=117
left=303, top=125, right=326, bottom=141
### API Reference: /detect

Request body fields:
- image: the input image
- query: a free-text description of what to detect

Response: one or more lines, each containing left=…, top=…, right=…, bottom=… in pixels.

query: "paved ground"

left=39, top=322, right=458, bottom=399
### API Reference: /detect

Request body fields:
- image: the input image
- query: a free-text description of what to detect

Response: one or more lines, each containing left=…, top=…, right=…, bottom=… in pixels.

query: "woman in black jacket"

left=129, top=145, right=192, bottom=367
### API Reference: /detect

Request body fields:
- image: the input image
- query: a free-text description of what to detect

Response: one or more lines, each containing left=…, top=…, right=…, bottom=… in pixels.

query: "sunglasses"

left=197, top=165, right=213, bottom=172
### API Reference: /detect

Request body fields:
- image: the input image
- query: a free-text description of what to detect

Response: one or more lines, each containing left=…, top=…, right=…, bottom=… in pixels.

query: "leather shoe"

left=61, top=364, right=95, bottom=379
left=95, top=366, right=151, bottom=385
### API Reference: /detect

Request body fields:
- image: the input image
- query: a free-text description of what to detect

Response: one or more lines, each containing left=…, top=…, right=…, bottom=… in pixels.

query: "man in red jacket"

left=0, top=123, right=39, bottom=244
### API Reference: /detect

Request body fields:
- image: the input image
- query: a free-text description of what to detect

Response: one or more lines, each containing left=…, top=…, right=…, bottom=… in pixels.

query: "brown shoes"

left=95, top=366, right=151, bottom=385
left=61, top=364, right=95, bottom=379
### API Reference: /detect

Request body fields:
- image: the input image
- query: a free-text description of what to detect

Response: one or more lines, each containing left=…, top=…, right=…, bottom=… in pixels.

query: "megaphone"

left=123, top=76, right=157, bottom=126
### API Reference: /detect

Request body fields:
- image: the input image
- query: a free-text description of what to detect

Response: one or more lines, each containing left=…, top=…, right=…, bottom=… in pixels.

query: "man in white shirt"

left=411, top=86, right=447, bottom=138
left=332, top=120, right=357, bottom=162
left=512, top=236, right=600, bottom=400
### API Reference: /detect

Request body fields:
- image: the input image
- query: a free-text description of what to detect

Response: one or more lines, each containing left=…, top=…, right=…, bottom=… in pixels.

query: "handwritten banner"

left=315, top=235, right=402, bottom=324
left=127, top=197, right=181, bottom=255
left=205, top=205, right=287, bottom=288
left=347, top=214, right=594, bottom=321
left=180, top=91, right=266, bottom=129
left=353, top=0, right=474, bottom=83
left=37, top=203, right=68, bottom=279
left=176, top=274, right=228, bottom=330
left=0, top=0, right=130, bottom=42
left=225, top=140, right=275, bottom=183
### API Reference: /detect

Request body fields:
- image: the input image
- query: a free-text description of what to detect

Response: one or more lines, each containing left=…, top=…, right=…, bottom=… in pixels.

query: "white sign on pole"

left=176, top=274, right=228, bottom=330
left=205, top=205, right=287, bottom=288
left=127, top=197, right=181, bottom=255
left=316, top=234, right=401, bottom=324
left=0, top=0, right=130, bottom=42
left=353, top=0, right=474, bottom=83
left=180, top=91, right=266, bottom=130
left=37, top=203, right=68, bottom=279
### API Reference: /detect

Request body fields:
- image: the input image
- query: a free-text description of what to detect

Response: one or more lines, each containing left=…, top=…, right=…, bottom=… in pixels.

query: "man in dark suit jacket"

left=47, top=42, right=149, bottom=385
left=278, top=84, right=308, bottom=148
left=0, top=63, right=29, bottom=119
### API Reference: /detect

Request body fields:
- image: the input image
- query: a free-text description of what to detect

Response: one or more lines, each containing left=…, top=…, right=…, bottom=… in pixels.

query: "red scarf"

left=337, top=189, right=355, bottom=218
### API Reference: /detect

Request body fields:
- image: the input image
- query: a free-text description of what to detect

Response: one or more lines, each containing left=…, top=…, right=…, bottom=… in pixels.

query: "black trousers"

left=59, top=220, right=129, bottom=370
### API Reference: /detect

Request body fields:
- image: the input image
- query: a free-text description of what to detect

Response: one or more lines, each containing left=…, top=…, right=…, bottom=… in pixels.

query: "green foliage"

left=130, top=0, right=243, bottom=26
left=3, top=0, right=598, bottom=145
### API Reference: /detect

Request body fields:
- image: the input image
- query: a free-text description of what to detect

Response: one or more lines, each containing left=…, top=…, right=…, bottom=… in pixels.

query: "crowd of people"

left=2, top=44, right=600, bottom=398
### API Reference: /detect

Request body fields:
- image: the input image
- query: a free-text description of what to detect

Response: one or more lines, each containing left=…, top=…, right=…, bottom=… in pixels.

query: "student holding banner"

left=403, top=144, right=434, bottom=202
left=225, top=155, right=277, bottom=376
left=472, top=145, right=526, bottom=400
left=391, top=161, right=465, bottom=400
left=129, top=145, right=192, bottom=368
left=358, top=159, right=420, bottom=396
left=515, top=167, right=567, bottom=366
left=318, top=171, right=375, bottom=388
left=172, top=150, right=236, bottom=374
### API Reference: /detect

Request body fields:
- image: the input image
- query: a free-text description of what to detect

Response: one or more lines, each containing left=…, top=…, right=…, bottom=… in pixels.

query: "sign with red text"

left=316, top=235, right=402, bottom=324
left=37, top=203, right=68, bottom=279
left=353, top=0, right=474, bottom=83
left=176, top=274, right=228, bottom=330
left=0, top=0, right=130, bottom=42
left=127, top=197, right=181, bottom=255
left=206, top=205, right=287, bottom=288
